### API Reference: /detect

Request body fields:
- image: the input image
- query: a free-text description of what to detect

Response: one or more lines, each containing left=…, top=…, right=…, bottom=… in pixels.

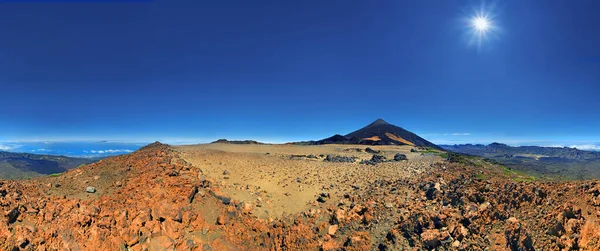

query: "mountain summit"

left=368, top=118, right=390, bottom=126
left=313, top=119, right=441, bottom=149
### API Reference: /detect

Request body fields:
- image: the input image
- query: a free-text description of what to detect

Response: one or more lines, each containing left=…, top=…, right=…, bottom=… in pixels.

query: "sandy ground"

left=174, top=143, right=443, bottom=218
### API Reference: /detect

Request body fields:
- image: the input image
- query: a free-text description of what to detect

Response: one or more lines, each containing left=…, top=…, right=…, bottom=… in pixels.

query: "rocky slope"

left=1, top=142, right=599, bottom=250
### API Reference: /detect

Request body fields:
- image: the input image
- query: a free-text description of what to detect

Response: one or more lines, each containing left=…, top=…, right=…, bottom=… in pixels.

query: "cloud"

left=422, top=133, right=472, bottom=137
left=88, top=149, right=134, bottom=154
left=451, top=133, right=471, bottom=136
left=0, top=144, right=21, bottom=151
left=569, top=144, right=600, bottom=151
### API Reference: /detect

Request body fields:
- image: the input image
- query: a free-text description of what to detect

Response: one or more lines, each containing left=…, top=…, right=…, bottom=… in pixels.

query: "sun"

left=473, top=16, right=490, bottom=32
left=463, top=1, right=501, bottom=51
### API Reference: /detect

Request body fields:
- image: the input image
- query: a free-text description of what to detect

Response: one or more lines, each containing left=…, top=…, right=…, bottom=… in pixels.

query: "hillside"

left=0, top=151, right=95, bottom=179
left=2, top=142, right=600, bottom=250
left=298, top=119, right=442, bottom=149
left=443, top=143, right=600, bottom=160
left=442, top=143, right=600, bottom=180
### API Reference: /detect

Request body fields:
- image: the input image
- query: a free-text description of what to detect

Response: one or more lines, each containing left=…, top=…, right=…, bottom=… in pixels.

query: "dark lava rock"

left=324, top=155, right=357, bottom=163
left=361, top=154, right=387, bottom=165
left=317, top=192, right=330, bottom=203
left=7, top=207, right=19, bottom=224
left=188, top=186, right=199, bottom=203
left=371, top=154, right=386, bottom=163
left=167, top=170, right=179, bottom=176
left=345, top=148, right=363, bottom=152
left=394, top=153, right=407, bottom=161
left=209, top=191, right=232, bottom=205
left=365, top=147, right=380, bottom=154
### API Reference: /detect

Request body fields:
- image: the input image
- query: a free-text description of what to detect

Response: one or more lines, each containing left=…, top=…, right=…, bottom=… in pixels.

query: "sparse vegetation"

left=444, top=143, right=600, bottom=180
left=417, top=148, right=442, bottom=154
left=0, top=151, right=94, bottom=179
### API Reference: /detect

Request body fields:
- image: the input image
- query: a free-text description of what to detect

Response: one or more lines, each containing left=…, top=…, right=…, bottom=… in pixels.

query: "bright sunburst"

left=464, top=1, right=501, bottom=51
left=473, top=16, right=490, bottom=32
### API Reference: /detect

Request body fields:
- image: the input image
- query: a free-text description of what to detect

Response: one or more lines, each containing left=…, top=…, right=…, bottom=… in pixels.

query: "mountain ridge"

left=442, top=143, right=600, bottom=160
left=296, top=119, right=442, bottom=149
left=441, top=143, right=600, bottom=179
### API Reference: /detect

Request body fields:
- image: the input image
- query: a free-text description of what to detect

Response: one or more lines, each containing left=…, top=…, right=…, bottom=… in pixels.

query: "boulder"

left=361, top=154, right=386, bottom=165
left=365, top=147, right=380, bottom=154
left=148, top=235, right=174, bottom=251
left=505, top=217, right=534, bottom=251
left=324, top=155, right=357, bottom=163
left=328, top=225, right=339, bottom=236
left=394, top=153, right=407, bottom=161
left=7, top=207, right=20, bottom=224
left=216, top=215, right=227, bottom=225
left=420, top=229, right=449, bottom=250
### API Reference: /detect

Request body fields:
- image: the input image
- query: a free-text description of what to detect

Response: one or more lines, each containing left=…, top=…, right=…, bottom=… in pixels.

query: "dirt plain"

left=175, top=143, right=438, bottom=219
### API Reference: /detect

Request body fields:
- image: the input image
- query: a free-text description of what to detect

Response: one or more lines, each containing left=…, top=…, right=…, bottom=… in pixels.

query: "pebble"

left=86, top=186, right=96, bottom=193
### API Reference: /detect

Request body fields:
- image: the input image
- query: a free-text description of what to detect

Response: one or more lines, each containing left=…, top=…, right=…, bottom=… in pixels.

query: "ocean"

left=0, top=141, right=149, bottom=158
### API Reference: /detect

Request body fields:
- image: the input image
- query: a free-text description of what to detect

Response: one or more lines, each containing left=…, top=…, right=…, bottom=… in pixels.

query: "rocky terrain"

left=1, top=142, right=600, bottom=250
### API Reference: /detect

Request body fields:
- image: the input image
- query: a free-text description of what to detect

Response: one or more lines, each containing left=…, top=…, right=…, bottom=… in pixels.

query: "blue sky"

left=1, top=0, right=599, bottom=149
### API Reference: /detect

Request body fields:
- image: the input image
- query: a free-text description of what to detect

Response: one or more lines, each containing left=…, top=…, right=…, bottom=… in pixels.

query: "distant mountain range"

left=441, top=143, right=600, bottom=180
left=211, top=139, right=266, bottom=145
left=0, top=151, right=95, bottom=179
left=442, top=143, right=600, bottom=160
left=294, top=119, right=442, bottom=150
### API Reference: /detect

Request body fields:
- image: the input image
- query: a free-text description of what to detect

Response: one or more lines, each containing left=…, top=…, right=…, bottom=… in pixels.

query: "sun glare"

left=473, top=16, right=490, bottom=32
left=464, top=2, right=500, bottom=51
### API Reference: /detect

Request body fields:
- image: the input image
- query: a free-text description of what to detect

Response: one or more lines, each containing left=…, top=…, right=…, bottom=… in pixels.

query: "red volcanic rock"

left=216, top=215, right=227, bottom=225
left=505, top=217, right=534, bottom=251
left=328, top=224, right=339, bottom=236
left=321, top=234, right=341, bottom=250
left=148, top=235, right=174, bottom=251
left=420, top=229, right=449, bottom=249
left=345, top=232, right=371, bottom=250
